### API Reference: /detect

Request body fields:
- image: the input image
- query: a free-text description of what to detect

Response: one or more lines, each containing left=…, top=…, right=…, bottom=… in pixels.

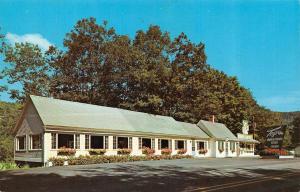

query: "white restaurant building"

left=14, top=95, right=259, bottom=165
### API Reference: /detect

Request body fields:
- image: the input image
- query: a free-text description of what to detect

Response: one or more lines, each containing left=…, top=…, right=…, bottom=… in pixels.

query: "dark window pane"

left=161, top=139, right=169, bottom=149
left=177, top=140, right=184, bottom=149
left=198, top=141, right=205, bottom=149
left=142, top=138, right=151, bottom=148
left=91, top=136, right=104, bottom=149
left=18, top=136, right=25, bottom=150
left=58, top=134, right=74, bottom=148
left=117, top=137, right=128, bottom=149
left=32, top=135, right=41, bottom=149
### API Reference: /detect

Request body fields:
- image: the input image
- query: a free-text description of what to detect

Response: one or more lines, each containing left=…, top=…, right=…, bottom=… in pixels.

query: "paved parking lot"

left=1, top=158, right=300, bottom=192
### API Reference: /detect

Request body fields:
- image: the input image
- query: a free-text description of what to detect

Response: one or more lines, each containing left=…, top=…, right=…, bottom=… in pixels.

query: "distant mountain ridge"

left=281, top=111, right=300, bottom=124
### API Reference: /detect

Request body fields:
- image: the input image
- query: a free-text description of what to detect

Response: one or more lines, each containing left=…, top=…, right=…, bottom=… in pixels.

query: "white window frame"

left=16, top=135, right=26, bottom=151
left=75, top=134, right=80, bottom=149
left=116, top=136, right=129, bottom=149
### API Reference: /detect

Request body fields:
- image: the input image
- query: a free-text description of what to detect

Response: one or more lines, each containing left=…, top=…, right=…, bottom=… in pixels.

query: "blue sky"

left=0, top=0, right=299, bottom=112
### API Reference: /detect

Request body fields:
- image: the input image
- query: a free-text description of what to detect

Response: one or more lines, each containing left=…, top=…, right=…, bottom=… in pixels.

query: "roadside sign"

left=266, top=125, right=286, bottom=149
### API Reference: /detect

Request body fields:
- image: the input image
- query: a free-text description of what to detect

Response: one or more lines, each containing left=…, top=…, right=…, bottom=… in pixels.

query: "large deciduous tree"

left=0, top=17, right=282, bottom=138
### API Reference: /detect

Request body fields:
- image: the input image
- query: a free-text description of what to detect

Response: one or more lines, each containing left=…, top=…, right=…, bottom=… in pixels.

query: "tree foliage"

left=292, top=115, right=300, bottom=146
left=0, top=17, right=283, bottom=143
left=0, top=101, right=21, bottom=161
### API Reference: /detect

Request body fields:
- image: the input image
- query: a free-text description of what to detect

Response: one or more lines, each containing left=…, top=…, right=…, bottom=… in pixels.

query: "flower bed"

left=259, top=148, right=294, bottom=159
left=89, top=149, right=106, bottom=155
left=198, top=149, right=208, bottom=155
left=177, top=149, right=187, bottom=155
left=117, top=149, right=132, bottom=155
left=142, top=147, right=155, bottom=156
left=161, top=148, right=172, bottom=155
left=57, top=147, right=76, bottom=156
left=49, top=154, right=193, bottom=166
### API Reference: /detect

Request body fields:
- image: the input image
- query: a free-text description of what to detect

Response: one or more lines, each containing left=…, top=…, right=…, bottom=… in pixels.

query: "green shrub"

left=117, top=149, right=131, bottom=155
left=89, top=149, right=106, bottom=155
left=57, top=147, right=76, bottom=156
left=198, top=149, right=208, bottom=154
left=0, top=162, right=18, bottom=170
left=0, top=162, right=29, bottom=170
left=48, top=154, right=193, bottom=166
left=161, top=148, right=172, bottom=155
left=177, top=149, right=187, bottom=155
left=49, top=157, right=65, bottom=166
left=142, top=147, right=155, bottom=156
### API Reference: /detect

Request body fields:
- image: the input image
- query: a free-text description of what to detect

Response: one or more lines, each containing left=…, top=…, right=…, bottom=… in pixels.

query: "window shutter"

left=51, top=133, right=57, bottom=149
left=113, top=136, right=117, bottom=149
left=184, top=140, right=187, bottom=150
left=175, top=140, right=178, bottom=150
left=104, top=136, right=108, bottom=149
left=129, top=137, right=132, bottom=149
left=139, top=137, right=142, bottom=149
left=168, top=140, right=171, bottom=149
left=85, top=135, right=90, bottom=149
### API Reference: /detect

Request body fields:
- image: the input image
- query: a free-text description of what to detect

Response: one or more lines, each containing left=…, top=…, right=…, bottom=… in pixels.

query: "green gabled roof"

left=197, top=120, right=237, bottom=140
left=29, top=95, right=209, bottom=139
left=176, top=121, right=210, bottom=139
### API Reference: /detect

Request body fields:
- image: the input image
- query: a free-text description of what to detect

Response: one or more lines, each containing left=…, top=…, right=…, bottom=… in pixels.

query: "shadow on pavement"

left=0, top=164, right=299, bottom=192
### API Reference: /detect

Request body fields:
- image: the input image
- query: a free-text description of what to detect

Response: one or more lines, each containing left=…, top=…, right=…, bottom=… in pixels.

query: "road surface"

left=1, top=158, right=300, bottom=192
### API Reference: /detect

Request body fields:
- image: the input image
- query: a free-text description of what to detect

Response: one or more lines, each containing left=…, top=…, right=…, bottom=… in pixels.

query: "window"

left=104, top=136, right=109, bottom=149
left=117, top=137, right=128, bottom=149
left=161, top=139, right=169, bottom=149
left=142, top=138, right=151, bottom=148
left=218, top=141, right=224, bottom=151
left=240, top=143, right=245, bottom=148
left=51, top=133, right=57, bottom=149
left=91, top=136, right=103, bottom=149
left=85, top=135, right=90, bottom=149
left=75, top=134, right=80, bottom=149
left=192, top=140, right=195, bottom=151
left=175, top=140, right=184, bottom=150
left=129, top=137, right=132, bottom=149
left=113, top=136, right=117, bottom=149
left=17, top=136, right=26, bottom=150
left=197, top=141, right=205, bottom=150
left=58, top=134, right=74, bottom=148
left=151, top=139, right=155, bottom=149
left=31, top=134, right=41, bottom=150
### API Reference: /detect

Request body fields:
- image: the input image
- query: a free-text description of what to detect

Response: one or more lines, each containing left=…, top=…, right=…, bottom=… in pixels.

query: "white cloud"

left=5, top=32, right=52, bottom=51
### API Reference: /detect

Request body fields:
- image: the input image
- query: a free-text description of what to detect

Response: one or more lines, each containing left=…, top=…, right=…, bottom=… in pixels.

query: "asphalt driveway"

left=1, top=158, right=300, bottom=192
